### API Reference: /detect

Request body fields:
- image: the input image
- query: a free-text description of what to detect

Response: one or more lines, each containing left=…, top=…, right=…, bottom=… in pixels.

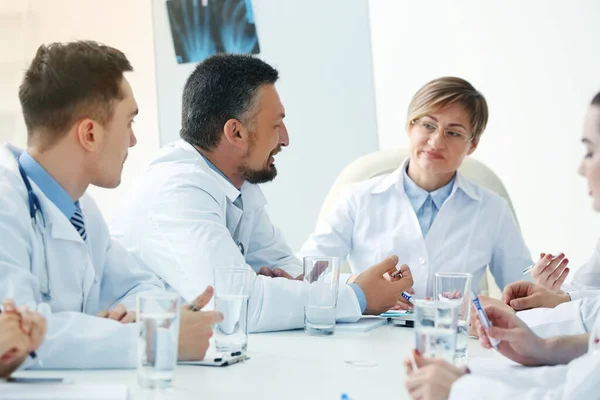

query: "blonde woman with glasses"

left=299, top=77, right=563, bottom=306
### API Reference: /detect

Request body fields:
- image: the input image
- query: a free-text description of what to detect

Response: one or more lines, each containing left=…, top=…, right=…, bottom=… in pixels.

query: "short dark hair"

left=592, top=91, right=600, bottom=106
left=19, top=41, right=133, bottom=148
left=180, top=53, right=279, bottom=150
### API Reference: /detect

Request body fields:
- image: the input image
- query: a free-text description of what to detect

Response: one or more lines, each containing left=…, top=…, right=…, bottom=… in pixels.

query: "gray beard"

left=240, top=163, right=278, bottom=184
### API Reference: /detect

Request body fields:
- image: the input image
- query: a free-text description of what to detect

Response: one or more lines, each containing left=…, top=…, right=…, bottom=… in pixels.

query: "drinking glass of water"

left=414, top=299, right=460, bottom=362
left=137, top=292, right=180, bottom=389
left=303, top=256, right=340, bottom=336
left=434, top=272, right=472, bottom=364
left=214, top=268, right=251, bottom=353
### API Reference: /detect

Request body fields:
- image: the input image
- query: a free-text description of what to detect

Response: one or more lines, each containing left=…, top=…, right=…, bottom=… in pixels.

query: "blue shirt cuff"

left=349, top=283, right=367, bottom=313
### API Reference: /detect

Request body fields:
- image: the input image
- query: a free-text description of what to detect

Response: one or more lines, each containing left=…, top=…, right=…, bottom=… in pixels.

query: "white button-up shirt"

left=111, top=140, right=363, bottom=332
left=299, top=160, right=533, bottom=298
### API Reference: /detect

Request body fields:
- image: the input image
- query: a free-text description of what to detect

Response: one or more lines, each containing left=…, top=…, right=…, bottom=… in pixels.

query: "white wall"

left=152, top=0, right=379, bottom=251
left=369, top=0, right=600, bottom=273
left=1, top=0, right=160, bottom=222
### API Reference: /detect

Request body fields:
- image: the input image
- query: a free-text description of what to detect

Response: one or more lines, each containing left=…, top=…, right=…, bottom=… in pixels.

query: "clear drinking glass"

left=137, top=292, right=180, bottom=389
left=413, top=299, right=460, bottom=362
left=303, top=256, right=341, bottom=336
left=434, top=272, right=472, bottom=363
left=213, top=268, right=251, bottom=352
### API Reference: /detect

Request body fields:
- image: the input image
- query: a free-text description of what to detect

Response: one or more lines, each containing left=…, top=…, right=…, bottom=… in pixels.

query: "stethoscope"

left=17, top=162, right=52, bottom=301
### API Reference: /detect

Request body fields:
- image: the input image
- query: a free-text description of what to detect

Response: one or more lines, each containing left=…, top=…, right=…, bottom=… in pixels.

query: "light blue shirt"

left=18, top=151, right=78, bottom=220
left=403, top=166, right=454, bottom=237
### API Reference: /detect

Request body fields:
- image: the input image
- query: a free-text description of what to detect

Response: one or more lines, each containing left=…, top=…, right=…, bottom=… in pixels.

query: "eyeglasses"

left=411, top=118, right=473, bottom=144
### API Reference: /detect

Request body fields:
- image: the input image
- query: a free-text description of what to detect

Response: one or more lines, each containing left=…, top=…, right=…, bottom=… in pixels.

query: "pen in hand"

left=390, top=270, right=415, bottom=305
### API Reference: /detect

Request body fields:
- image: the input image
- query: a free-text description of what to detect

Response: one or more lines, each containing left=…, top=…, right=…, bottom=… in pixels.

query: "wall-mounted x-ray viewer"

left=166, top=0, right=260, bottom=64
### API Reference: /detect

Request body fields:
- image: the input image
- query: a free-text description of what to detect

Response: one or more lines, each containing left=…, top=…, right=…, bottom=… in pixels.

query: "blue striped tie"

left=71, top=207, right=87, bottom=241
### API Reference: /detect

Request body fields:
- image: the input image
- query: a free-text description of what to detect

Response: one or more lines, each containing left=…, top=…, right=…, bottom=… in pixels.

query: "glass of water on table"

left=303, top=256, right=341, bottom=336
left=414, top=299, right=460, bottom=362
left=137, top=292, right=180, bottom=389
left=213, top=268, right=251, bottom=352
left=434, top=272, right=472, bottom=364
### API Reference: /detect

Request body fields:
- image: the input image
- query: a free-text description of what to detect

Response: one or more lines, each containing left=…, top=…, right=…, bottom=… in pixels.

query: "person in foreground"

left=0, top=41, right=221, bottom=369
left=111, top=53, right=414, bottom=332
left=403, top=91, right=600, bottom=399
left=469, top=92, right=600, bottom=338
left=299, top=77, right=566, bottom=307
left=0, top=300, right=46, bottom=377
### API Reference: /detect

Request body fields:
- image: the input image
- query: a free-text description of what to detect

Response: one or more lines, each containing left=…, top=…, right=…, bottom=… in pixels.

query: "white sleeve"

left=569, top=239, right=600, bottom=289
left=467, top=359, right=567, bottom=388
left=99, top=239, right=166, bottom=311
left=516, top=297, right=600, bottom=337
left=0, top=183, right=138, bottom=369
left=567, top=289, right=600, bottom=301
left=451, top=350, right=600, bottom=400
left=245, top=206, right=302, bottom=278
left=450, top=375, right=565, bottom=400
left=140, top=182, right=361, bottom=333
left=297, top=188, right=356, bottom=265
left=22, top=312, right=137, bottom=369
left=488, top=201, right=533, bottom=290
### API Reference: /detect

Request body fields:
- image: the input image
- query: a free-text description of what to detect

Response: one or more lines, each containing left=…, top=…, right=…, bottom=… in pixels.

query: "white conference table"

left=16, top=321, right=496, bottom=400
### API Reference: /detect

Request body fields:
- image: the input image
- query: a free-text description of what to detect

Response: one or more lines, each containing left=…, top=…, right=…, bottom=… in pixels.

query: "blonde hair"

left=406, top=77, right=489, bottom=141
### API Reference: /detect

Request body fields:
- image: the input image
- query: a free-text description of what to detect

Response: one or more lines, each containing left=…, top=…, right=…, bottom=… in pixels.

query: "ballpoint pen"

left=470, top=289, right=499, bottom=350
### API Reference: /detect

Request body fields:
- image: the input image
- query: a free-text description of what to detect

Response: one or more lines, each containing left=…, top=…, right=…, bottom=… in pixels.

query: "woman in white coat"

left=403, top=90, right=600, bottom=400
left=300, top=77, right=562, bottom=301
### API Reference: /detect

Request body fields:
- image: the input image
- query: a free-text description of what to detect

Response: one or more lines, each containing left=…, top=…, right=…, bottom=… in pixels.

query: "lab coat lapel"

left=226, top=200, right=243, bottom=241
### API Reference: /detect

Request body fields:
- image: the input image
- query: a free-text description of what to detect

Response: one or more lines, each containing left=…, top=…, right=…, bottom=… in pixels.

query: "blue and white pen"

left=470, top=289, right=499, bottom=350
left=401, top=291, right=414, bottom=304
left=390, top=270, right=414, bottom=305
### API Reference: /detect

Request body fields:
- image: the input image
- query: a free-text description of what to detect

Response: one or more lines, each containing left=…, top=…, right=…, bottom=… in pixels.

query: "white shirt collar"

left=370, top=158, right=480, bottom=201
left=178, top=140, right=242, bottom=203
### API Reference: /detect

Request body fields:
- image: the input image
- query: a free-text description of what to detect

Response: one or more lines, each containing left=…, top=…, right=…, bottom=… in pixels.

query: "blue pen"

left=470, top=290, right=499, bottom=350
left=401, top=291, right=414, bottom=304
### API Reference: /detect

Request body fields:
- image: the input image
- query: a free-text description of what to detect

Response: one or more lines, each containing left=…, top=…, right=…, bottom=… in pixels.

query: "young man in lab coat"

left=0, top=41, right=221, bottom=369
left=112, top=53, right=414, bottom=332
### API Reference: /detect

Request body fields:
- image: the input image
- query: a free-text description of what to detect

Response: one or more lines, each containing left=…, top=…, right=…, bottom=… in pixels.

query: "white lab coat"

left=0, top=145, right=165, bottom=369
left=298, top=160, right=533, bottom=298
left=450, top=306, right=600, bottom=399
left=111, top=140, right=362, bottom=332
left=517, top=296, right=600, bottom=338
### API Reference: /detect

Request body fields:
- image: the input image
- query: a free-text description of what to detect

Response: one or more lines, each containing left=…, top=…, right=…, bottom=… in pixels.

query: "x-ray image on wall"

left=166, top=0, right=260, bottom=64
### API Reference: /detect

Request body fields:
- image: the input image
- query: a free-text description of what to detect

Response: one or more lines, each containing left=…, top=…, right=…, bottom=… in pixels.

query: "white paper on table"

left=336, top=317, right=388, bottom=332
left=0, top=383, right=129, bottom=400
